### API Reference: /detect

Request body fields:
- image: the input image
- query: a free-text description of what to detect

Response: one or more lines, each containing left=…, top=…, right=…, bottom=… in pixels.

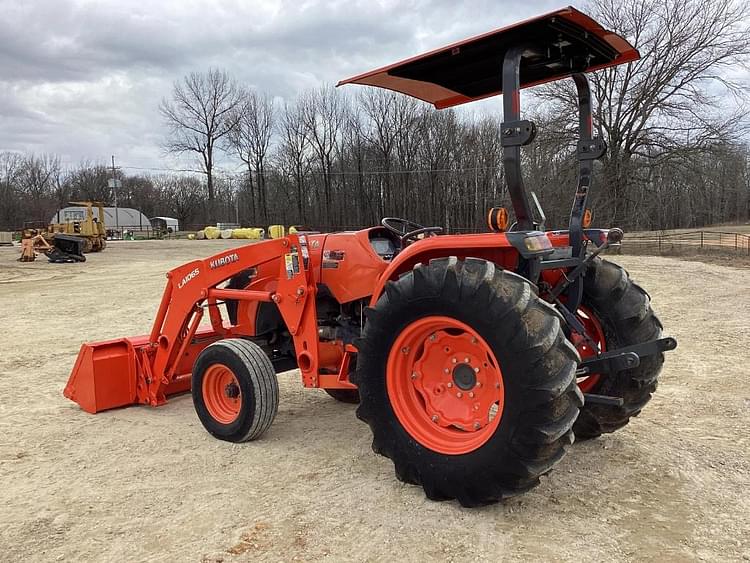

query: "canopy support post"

left=564, top=72, right=607, bottom=313
left=501, top=45, right=537, bottom=231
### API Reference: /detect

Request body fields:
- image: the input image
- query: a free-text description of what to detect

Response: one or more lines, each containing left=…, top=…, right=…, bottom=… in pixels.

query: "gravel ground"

left=1, top=239, right=748, bottom=562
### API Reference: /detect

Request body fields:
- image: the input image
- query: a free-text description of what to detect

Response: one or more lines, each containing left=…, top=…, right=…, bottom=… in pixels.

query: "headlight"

left=523, top=234, right=553, bottom=252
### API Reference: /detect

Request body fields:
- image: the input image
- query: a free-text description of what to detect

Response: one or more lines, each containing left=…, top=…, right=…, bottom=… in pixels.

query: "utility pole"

left=235, top=190, right=240, bottom=225
left=108, top=155, right=122, bottom=238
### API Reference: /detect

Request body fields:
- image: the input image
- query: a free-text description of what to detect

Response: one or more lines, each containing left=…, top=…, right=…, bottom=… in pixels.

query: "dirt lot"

left=1, top=240, right=748, bottom=562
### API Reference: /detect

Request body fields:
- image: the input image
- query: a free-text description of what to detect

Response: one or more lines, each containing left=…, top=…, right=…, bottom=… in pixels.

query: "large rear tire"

left=573, top=258, right=665, bottom=439
left=192, top=339, right=279, bottom=442
left=355, top=257, right=582, bottom=506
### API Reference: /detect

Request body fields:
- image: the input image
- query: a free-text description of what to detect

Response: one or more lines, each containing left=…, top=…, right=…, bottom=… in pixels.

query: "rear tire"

left=192, top=338, right=279, bottom=442
left=573, top=258, right=665, bottom=439
left=355, top=257, right=582, bottom=506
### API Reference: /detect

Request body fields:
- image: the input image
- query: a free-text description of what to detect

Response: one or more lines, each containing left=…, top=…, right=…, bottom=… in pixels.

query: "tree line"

left=1, top=0, right=748, bottom=233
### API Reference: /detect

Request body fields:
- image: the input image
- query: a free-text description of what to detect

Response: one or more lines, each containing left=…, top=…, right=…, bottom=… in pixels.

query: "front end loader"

left=65, top=6, right=675, bottom=506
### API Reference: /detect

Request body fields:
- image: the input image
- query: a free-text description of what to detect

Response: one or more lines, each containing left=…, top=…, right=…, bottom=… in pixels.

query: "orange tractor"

left=65, top=7, right=675, bottom=506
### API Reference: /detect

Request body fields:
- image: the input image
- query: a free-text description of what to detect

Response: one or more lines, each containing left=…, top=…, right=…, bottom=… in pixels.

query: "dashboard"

left=369, top=237, right=397, bottom=260
left=368, top=228, right=400, bottom=261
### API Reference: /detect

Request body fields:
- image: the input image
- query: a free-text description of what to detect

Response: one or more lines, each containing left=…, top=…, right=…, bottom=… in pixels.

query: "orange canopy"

left=338, top=6, right=639, bottom=109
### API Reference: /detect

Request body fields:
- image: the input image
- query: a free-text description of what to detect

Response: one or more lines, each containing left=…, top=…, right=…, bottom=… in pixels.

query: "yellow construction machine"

left=46, top=201, right=108, bottom=253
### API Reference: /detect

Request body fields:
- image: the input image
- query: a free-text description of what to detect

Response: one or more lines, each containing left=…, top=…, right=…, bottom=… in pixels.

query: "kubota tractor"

left=65, top=7, right=676, bottom=506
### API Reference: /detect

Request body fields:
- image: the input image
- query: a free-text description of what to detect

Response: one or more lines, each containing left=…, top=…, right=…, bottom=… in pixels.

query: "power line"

left=120, top=165, right=207, bottom=174
left=310, top=165, right=502, bottom=176
left=119, top=163, right=504, bottom=176
left=22, top=157, right=505, bottom=178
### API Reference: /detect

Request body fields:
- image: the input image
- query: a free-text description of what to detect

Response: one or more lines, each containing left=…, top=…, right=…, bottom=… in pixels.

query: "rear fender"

left=369, top=232, right=520, bottom=305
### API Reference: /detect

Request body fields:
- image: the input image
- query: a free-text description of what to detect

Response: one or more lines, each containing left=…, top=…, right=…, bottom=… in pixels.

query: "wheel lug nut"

left=444, top=368, right=450, bottom=374
left=464, top=357, right=470, bottom=363
left=474, top=367, right=480, bottom=373
left=447, top=382, right=453, bottom=388
left=431, top=415, right=439, bottom=423
left=456, top=392, right=463, bottom=398
left=469, top=392, right=475, bottom=398
left=451, top=357, right=457, bottom=364
left=411, top=372, right=418, bottom=380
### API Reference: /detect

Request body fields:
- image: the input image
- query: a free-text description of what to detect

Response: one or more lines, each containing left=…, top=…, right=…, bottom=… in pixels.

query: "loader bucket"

left=65, top=328, right=220, bottom=413
left=64, top=336, right=146, bottom=413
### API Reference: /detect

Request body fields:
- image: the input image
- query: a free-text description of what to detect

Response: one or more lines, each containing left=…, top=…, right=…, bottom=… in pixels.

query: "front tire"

left=192, top=338, right=279, bottom=442
left=355, top=257, right=582, bottom=506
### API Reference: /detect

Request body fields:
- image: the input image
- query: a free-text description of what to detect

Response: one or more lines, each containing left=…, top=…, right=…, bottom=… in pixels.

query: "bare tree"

left=65, top=161, right=111, bottom=202
left=393, top=96, right=428, bottom=219
left=227, top=89, right=275, bottom=223
left=18, top=154, right=60, bottom=222
left=154, top=175, right=207, bottom=227
left=277, top=99, right=311, bottom=222
left=160, top=69, right=242, bottom=221
left=301, top=85, right=345, bottom=216
left=0, top=152, right=23, bottom=227
left=537, top=0, right=750, bottom=223
left=359, top=89, right=398, bottom=216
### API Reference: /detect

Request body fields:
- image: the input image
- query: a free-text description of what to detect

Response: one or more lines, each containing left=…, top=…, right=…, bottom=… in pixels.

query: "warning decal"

left=284, top=252, right=300, bottom=279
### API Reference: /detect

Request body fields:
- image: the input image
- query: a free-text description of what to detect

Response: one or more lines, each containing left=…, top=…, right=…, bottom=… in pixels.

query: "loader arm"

left=65, top=235, right=321, bottom=412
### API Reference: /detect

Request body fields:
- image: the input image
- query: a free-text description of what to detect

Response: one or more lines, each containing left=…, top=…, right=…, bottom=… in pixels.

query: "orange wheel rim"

left=202, top=363, right=242, bottom=424
left=572, top=305, right=607, bottom=393
left=386, top=316, right=505, bottom=455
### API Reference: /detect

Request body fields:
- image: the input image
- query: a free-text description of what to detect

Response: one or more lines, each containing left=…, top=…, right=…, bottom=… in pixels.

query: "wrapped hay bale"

left=232, top=228, right=264, bottom=240
left=187, top=233, right=196, bottom=240
left=220, top=229, right=234, bottom=239
left=196, top=230, right=206, bottom=240
left=268, top=225, right=285, bottom=239
left=204, top=226, right=221, bottom=240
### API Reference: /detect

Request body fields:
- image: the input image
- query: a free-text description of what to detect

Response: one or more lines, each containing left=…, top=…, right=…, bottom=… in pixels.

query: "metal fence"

left=624, top=230, right=750, bottom=256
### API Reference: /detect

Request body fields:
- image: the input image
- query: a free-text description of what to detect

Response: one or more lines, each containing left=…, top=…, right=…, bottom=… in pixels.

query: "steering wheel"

left=381, top=217, right=443, bottom=244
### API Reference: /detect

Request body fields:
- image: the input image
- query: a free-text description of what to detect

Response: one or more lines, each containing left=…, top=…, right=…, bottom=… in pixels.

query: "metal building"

left=52, top=207, right=150, bottom=230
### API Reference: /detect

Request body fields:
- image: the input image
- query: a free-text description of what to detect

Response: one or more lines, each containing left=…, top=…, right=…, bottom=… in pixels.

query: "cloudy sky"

left=0, top=0, right=569, bottom=173
left=1, top=0, right=746, bottom=174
